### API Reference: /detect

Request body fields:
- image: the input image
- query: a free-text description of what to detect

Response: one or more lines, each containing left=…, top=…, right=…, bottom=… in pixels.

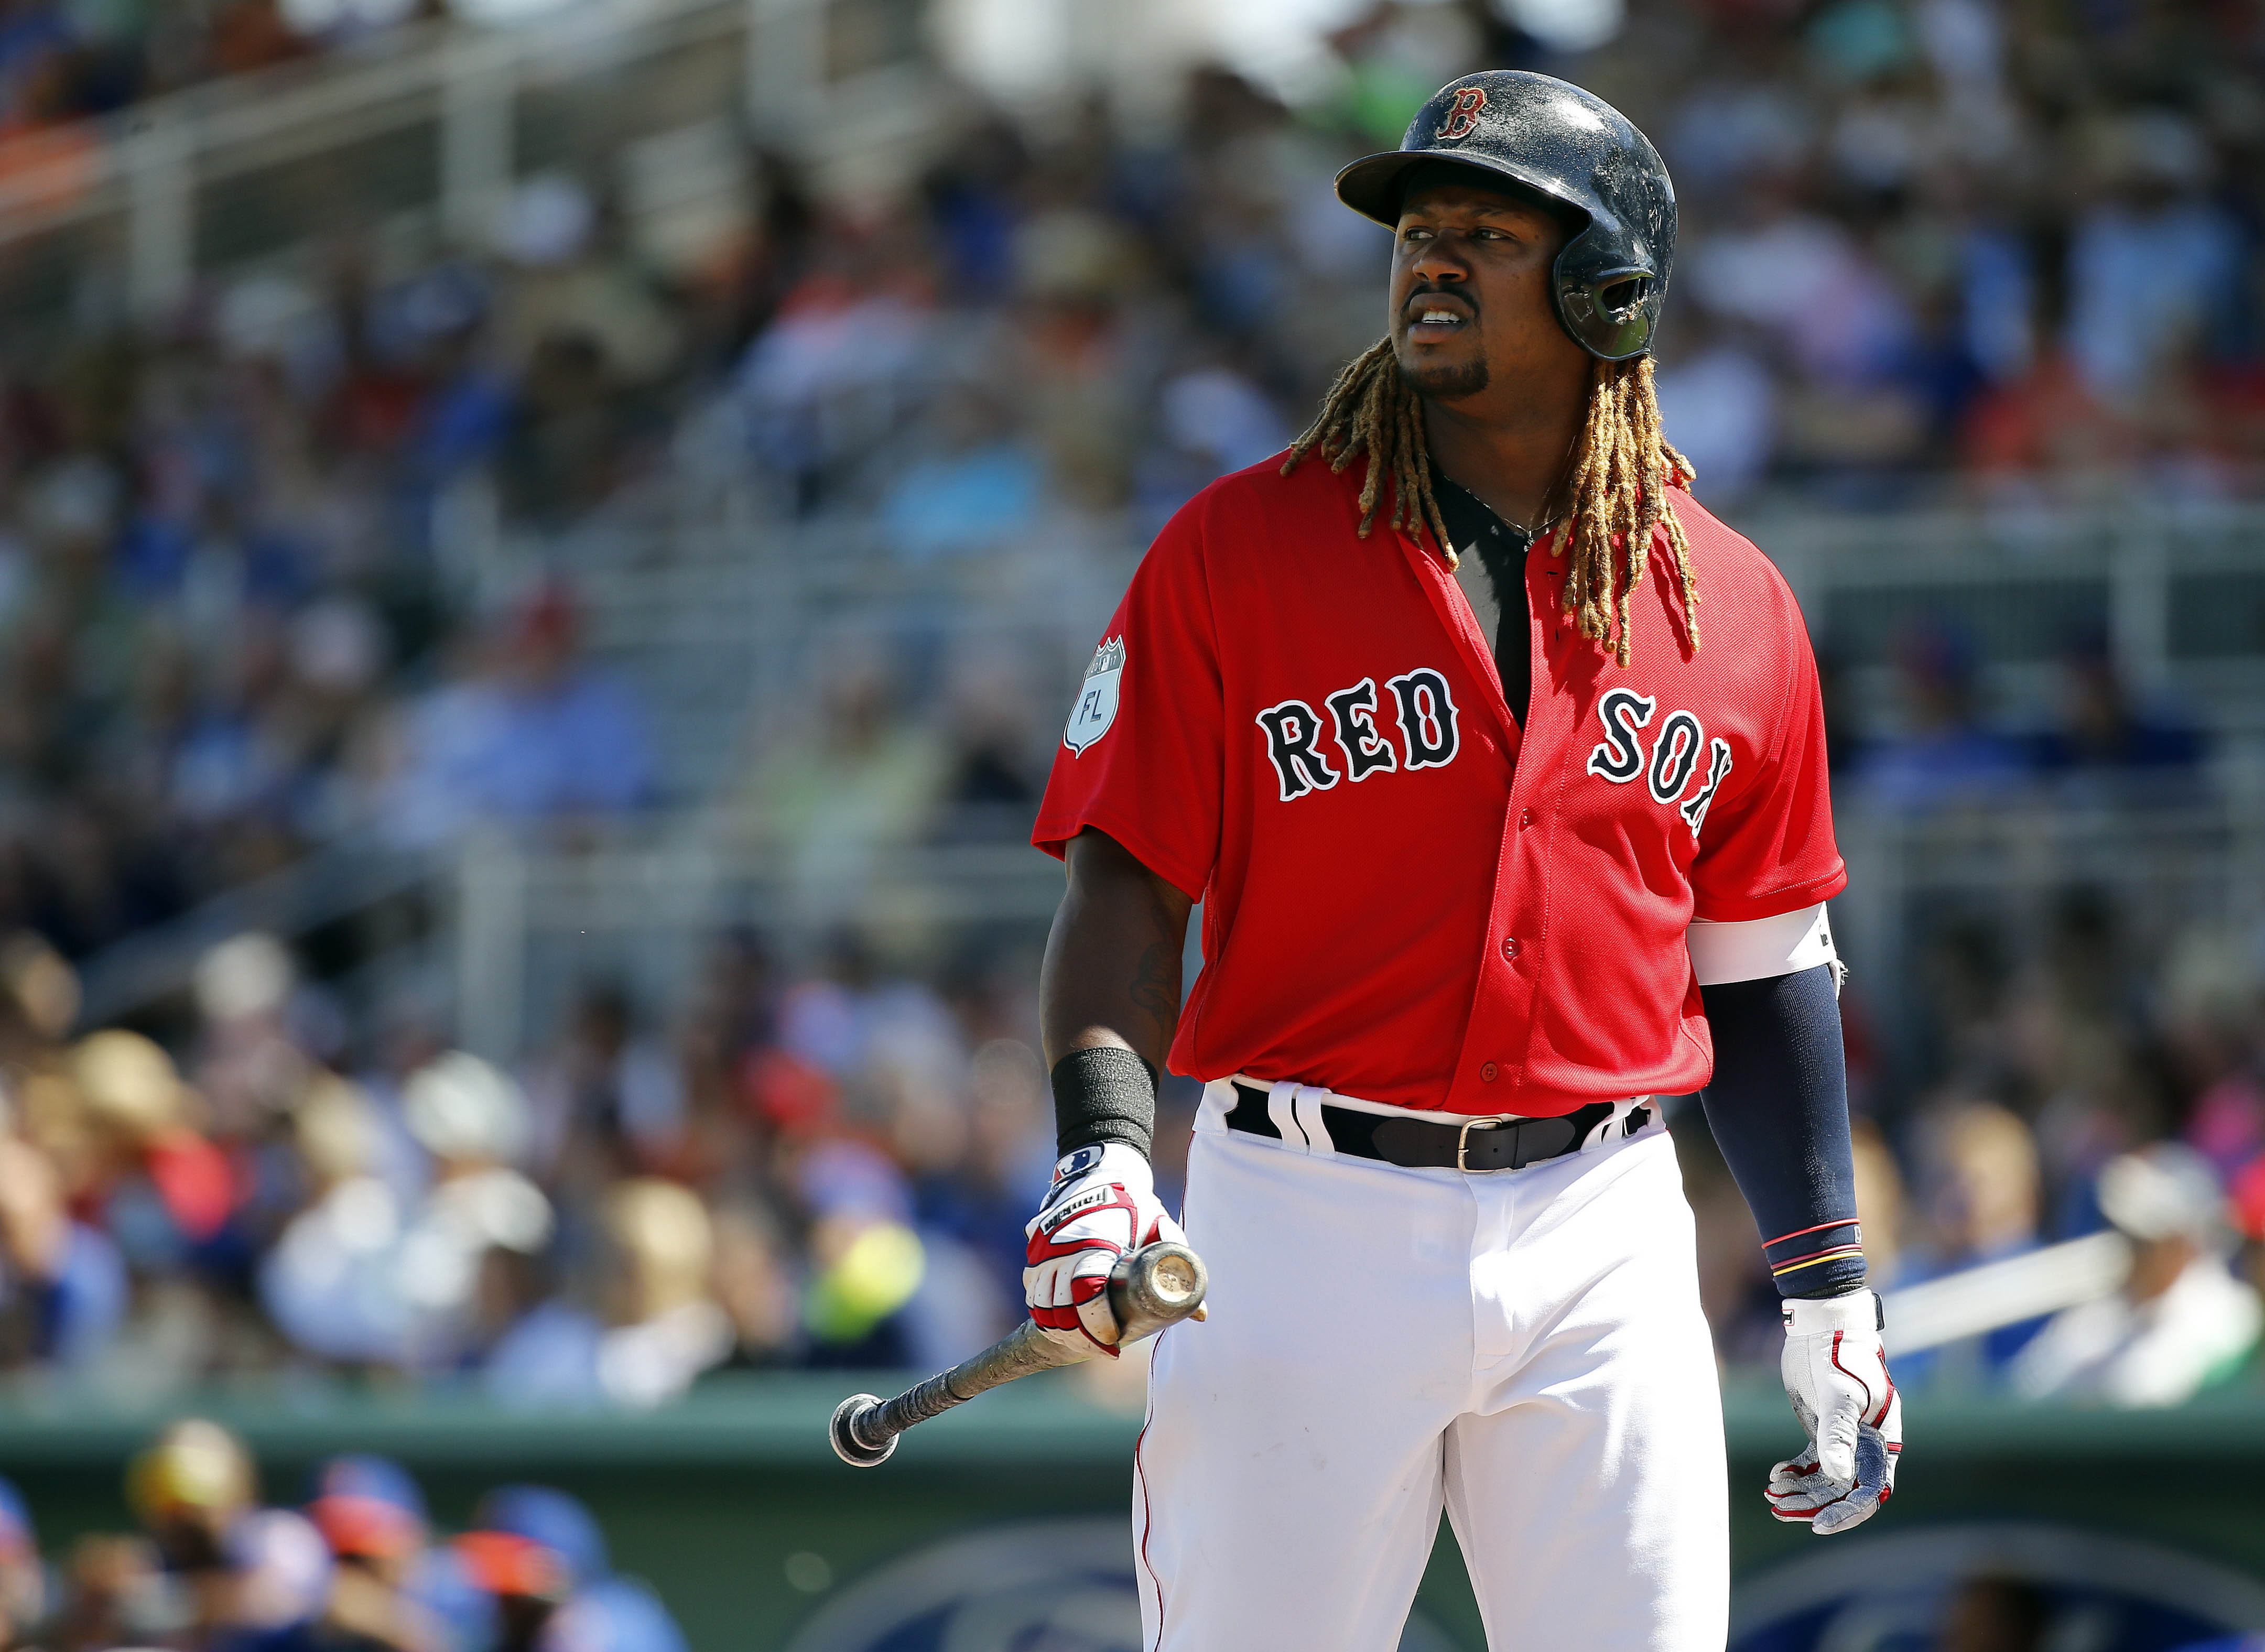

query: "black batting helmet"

left=1335, top=71, right=1677, bottom=362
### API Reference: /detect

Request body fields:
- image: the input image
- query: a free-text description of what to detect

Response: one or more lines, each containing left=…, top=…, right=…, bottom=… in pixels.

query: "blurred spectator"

left=70, top=1030, right=236, bottom=1265
left=0, top=1480, right=44, bottom=1649
left=588, top=1180, right=731, bottom=1406
left=0, top=939, right=126, bottom=1370
left=127, top=1417, right=257, bottom=1573
left=2166, top=926, right=2265, bottom=1180
left=484, top=1178, right=728, bottom=1409
left=192, top=932, right=318, bottom=1136
left=725, top=660, right=948, bottom=915
left=2031, top=628, right=2206, bottom=793
left=304, top=1453, right=479, bottom=1652
left=2065, top=114, right=2244, bottom=408
left=731, top=231, right=941, bottom=514
left=126, top=1416, right=333, bottom=1649
left=707, top=1198, right=797, bottom=1369
left=1652, top=309, right=1780, bottom=510
left=1132, top=353, right=1292, bottom=529
left=2011, top=1146, right=2262, bottom=1406
left=1854, top=623, right=2034, bottom=812
left=457, top=1487, right=685, bottom=1652
left=1849, top=1120, right=1909, bottom=1288
left=1916, top=1102, right=2043, bottom=1275
left=260, top=1075, right=420, bottom=1366
left=0, top=1121, right=126, bottom=1370
left=1899, top=1101, right=2049, bottom=1382
left=878, top=381, right=1043, bottom=561
left=262, top=1052, right=551, bottom=1371
left=50, top=1532, right=166, bottom=1652
left=928, top=668, right=1042, bottom=845
left=793, top=1137, right=930, bottom=1368
left=519, top=986, right=686, bottom=1187
left=35, top=1427, right=697, bottom=1652
left=382, top=585, right=656, bottom=845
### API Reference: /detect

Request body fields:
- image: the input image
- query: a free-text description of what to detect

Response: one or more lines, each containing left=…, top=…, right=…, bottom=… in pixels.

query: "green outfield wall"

left=0, top=1374, right=2259, bottom=1649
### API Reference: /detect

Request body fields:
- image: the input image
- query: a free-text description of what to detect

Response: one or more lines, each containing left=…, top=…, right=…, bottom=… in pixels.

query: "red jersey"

left=1033, top=455, right=1845, bottom=1117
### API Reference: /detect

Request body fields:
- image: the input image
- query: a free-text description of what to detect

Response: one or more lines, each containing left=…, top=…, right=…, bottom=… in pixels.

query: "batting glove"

left=1770, top=1289, right=1901, bottom=1536
left=1023, top=1143, right=1184, bottom=1357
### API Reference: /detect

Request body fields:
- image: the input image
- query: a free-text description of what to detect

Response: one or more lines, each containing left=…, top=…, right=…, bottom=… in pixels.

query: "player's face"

left=1389, top=184, right=1581, bottom=402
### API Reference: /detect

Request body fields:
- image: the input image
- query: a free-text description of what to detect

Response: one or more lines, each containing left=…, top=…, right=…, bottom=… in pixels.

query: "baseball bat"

left=828, top=1240, right=1210, bottom=1468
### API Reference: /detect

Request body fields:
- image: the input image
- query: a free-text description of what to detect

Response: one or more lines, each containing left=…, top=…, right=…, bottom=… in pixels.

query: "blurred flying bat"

left=829, top=1240, right=1210, bottom=1468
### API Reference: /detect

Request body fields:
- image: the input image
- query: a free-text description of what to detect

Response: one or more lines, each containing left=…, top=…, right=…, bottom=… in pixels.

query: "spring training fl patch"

left=1064, top=636, right=1124, bottom=755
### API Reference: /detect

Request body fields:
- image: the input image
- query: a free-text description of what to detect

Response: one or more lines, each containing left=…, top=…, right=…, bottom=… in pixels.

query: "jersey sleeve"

left=1031, top=512, right=1223, bottom=901
left=1688, top=621, right=1847, bottom=922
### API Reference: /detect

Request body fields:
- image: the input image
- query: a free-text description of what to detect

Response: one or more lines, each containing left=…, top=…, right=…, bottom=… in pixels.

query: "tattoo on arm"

left=1039, top=829, right=1194, bottom=1070
left=1130, top=940, right=1179, bottom=1048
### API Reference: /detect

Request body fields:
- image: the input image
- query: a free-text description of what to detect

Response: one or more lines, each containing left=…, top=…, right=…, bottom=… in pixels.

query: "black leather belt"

left=1227, top=1082, right=1649, bottom=1173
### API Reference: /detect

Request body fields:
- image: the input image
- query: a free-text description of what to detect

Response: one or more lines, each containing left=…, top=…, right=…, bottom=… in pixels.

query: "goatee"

left=1397, top=356, right=1490, bottom=400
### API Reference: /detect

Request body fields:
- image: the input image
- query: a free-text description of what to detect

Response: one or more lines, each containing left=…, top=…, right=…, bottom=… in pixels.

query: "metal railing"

left=425, top=774, right=2265, bottom=1067
left=71, top=834, right=444, bottom=1030
left=63, top=495, right=2265, bottom=1054
left=451, top=824, right=1064, bottom=1058
left=1759, top=498, right=2265, bottom=738
left=0, top=0, right=934, bottom=327
left=1833, top=771, right=2265, bottom=1090
left=552, top=497, right=2265, bottom=810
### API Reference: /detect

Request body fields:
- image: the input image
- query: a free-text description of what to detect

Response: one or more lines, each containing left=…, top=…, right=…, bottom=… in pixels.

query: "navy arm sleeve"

left=1697, top=962, right=1866, bottom=1298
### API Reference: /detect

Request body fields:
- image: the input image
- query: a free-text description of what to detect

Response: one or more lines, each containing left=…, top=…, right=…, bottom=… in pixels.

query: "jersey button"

left=1480, top=1062, right=1500, bottom=1082
left=1518, top=808, right=1536, bottom=829
left=1500, top=937, right=1520, bottom=961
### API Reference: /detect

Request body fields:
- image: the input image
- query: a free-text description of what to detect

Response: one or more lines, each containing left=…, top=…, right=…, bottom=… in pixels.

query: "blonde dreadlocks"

left=1281, top=339, right=1700, bottom=668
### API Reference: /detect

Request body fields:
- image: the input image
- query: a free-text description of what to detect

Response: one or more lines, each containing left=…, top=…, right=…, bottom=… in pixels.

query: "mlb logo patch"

left=1065, top=636, right=1124, bottom=755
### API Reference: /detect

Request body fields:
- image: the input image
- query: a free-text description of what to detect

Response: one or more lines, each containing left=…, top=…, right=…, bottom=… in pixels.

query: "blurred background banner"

left=0, top=0, right=2253, bottom=1647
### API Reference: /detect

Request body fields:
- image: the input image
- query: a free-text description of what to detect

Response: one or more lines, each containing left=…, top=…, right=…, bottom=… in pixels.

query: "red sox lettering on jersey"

left=1583, top=687, right=1736, bottom=839
left=1253, top=669, right=1459, bottom=800
left=1034, top=454, right=1843, bottom=1117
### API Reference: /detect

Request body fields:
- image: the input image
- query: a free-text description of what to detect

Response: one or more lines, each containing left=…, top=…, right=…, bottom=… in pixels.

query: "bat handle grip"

left=827, top=1240, right=1211, bottom=1469
left=830, top=1322, right=1071, bottom=1467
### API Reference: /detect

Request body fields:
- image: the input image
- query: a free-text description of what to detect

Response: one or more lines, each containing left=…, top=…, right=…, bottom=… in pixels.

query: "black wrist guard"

left=1052, top=1047, right=1157, bottom=1158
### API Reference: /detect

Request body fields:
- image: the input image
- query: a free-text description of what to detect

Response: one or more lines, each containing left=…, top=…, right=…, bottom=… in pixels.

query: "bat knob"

left=1108, top=1241, right=1211, bottom=1343
left=829, top=1394, right=897, bottom=1468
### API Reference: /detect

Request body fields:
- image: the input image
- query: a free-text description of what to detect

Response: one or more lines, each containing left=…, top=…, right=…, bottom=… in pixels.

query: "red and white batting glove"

left=1023, top=1143, right=1184, bottom=1358
left=1769, top=1289, right=1902, bottom=1536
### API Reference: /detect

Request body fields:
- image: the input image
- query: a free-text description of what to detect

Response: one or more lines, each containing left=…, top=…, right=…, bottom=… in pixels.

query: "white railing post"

left=457, top=825, right=527, bottom=1063
left=441, top=33, right=515, bottom=249
left=124, top=108, right=193, bottom=320
left=746, top=0, right=826, bottom=141
left=2110, top=510, right=2170, bottom=693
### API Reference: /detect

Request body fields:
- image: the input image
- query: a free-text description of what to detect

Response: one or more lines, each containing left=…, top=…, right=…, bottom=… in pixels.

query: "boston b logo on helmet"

left=1334, top=71, right=1677, bottom=362
left=1436, top=85, right=1489, bottom=142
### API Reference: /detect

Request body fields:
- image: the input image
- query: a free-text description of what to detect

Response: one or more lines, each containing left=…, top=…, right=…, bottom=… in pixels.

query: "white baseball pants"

left=1134, top=1080, right=1727, bottom=1651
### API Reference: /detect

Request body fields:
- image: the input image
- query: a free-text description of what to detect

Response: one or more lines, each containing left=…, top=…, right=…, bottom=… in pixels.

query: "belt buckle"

left=1456, top=1115, right=1519, bottom=1172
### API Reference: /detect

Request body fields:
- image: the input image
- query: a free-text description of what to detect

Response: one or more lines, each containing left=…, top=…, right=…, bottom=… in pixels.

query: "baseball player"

left=1023, top=71, right=1901, bottom=1649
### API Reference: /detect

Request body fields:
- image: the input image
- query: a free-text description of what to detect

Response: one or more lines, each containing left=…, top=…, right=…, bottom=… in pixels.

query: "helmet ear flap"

left=1597, top=276, right=1654, bottom=322
left=1553, top=255, right=1665, bottom=361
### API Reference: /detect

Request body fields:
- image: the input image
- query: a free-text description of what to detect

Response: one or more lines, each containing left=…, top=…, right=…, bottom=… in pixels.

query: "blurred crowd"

left=0, top=1, right=449, bottom=142
left=0, top=917, right=1085, bottom=1398
left=1685, top=863, right=2265, bottom=1405
left=0, top=0, right=2255, bottom=952
left=0, top=0, right=2252, bottom=1407
left=0, top=1416, right=682, bottom=1652
left=0, top=876, right=2260, bottom=1406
